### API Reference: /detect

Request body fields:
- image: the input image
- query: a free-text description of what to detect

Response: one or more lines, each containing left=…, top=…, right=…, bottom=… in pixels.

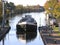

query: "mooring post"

left=2, top=39, right=4, bottom=45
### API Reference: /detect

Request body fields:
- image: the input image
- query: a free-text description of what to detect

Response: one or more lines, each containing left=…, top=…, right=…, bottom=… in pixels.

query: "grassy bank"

left=53, top=26, right=60, bottom=36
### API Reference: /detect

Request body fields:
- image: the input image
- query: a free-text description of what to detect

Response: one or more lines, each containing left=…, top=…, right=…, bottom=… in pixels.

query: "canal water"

left=0, top=12, right=46, bottom=45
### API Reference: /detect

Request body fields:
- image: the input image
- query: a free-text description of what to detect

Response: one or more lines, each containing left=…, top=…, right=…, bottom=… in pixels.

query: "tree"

left=15, top=5, right=24, bottom=14
left=4, top=2, right=16, bottom=17
left=0, top=2, right=2, bottom=17
left=44, top=0, right=60, bottom=19
left=9, top=2, right=15, bottom=10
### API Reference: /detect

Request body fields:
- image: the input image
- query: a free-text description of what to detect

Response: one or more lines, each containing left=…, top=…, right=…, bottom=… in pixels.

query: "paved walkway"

left=40, top=28, right=60, bottom=45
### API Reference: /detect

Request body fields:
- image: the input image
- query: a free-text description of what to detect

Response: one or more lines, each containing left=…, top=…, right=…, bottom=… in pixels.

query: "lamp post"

left=1, top=0, right=5, bottom=45
left=1, top=0, right=5, bottom=28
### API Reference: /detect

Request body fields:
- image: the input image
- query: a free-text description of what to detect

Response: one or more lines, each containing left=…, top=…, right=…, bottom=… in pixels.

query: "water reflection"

left=3, top=12, right=44, bottom=45
left=16, top=31, right=37, bottom=43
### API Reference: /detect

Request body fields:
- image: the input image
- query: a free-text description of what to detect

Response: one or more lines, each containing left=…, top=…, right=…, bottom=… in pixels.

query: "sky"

left=7, top=0, right=47, bottom=6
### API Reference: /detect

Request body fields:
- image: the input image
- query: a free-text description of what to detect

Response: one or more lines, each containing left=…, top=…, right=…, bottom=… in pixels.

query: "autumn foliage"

left=0, top=2, right=2, bottom=17
left=44, top=0, right=60, bottom=19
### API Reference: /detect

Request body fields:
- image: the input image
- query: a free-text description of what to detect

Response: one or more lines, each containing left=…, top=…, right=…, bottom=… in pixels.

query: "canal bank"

left=0, top=26, right=10, bottom=41
left=39, top=26, right=60, bottom=45
left=0, top=25, right=10, bottom=45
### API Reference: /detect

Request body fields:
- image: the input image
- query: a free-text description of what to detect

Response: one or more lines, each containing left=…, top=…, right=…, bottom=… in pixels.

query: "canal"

left=0, top=12, right=46, bottom=45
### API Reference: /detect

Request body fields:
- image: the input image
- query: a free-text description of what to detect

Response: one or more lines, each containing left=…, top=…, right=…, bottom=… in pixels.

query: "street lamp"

left=1, top=0, right=5, bottom=45
left=1, top=0, right=5, bottom=28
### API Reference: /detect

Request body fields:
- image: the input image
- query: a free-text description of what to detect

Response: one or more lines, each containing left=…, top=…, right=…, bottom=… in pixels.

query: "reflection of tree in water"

left=16, top=31, right=37, bottom=43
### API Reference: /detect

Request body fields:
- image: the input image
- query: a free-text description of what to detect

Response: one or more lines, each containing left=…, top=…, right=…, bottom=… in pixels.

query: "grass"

left=53, top=26, right=60, bottom=36
left=53, top=26, right=59, bottom=31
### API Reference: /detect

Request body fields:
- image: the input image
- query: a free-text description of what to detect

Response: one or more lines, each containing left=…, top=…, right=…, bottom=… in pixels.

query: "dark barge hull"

left=16, top=24, right=37, bottom=33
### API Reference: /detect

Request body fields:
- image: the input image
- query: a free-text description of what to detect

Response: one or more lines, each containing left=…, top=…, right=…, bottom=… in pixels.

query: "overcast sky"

left=7, top=0, right=47, bottom=6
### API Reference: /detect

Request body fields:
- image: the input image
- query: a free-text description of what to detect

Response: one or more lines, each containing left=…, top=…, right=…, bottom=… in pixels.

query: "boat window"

left=20, top=17, right=36, bottom=23
left=20, top=18, right=27, bottom=22
left=28, top=18, right=35, bottom=22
